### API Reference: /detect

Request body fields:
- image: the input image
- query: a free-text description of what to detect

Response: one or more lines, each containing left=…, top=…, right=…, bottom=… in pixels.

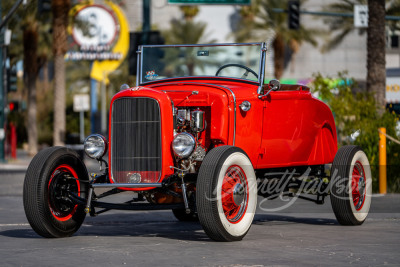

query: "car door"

left=256, top=88, right=317, bottom=168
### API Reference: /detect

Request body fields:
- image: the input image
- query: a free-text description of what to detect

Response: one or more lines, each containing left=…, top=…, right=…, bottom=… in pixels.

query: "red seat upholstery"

left=263, top=84, right=310, bottom=92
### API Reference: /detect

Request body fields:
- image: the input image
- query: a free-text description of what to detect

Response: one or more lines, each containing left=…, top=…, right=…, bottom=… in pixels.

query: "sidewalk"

left=0, top=149, right=33, bottom=172
left=0, top=148, right=100, bottom=173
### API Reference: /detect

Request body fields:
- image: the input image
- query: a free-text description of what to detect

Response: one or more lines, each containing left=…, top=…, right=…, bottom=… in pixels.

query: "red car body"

left=109, top=78, right=337, bottom=190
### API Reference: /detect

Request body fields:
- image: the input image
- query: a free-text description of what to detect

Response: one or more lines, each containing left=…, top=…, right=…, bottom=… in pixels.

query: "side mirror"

left=258, top=79, right=280, bottom=99
left=269, top=79, right=280, bottom=91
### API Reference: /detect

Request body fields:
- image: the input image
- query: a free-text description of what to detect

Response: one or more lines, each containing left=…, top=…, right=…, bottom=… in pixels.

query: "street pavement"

left=0, top=150, right=399, bottom=266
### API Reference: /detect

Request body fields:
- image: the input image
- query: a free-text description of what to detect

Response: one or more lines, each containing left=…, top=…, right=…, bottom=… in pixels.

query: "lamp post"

left=0, top=1, right=5, bottom=162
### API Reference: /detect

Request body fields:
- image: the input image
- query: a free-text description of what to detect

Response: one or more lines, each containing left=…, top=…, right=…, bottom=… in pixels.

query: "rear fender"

left=307, top=122, right=337, bottom=165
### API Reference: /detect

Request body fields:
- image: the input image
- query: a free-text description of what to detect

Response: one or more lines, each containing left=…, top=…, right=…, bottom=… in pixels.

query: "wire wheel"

left=221, top=165, right=248, bottom=223
left=351, top=161, right=366, bottom=211
left=48, top=165, right=81, bottom=221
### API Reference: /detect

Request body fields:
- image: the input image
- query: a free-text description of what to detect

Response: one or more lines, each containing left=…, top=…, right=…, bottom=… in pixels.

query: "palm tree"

left=52, top=0, right=70, bottom=146
left=367, top=0, right=386, bottom=113
left=235, top=0, right=320, bottom=79
left=324, top=0, right=398, bottom=112
left=321, top=0, right=367, bottom=52
left=23, top=15, right=39, bottom=156
left=163, top=6, right=215, bottom=45
left=322, top=0, right=400, bottom=51
left=163, top=6, right=217, bottom=76
left=6, top=1, right=51, bottom=155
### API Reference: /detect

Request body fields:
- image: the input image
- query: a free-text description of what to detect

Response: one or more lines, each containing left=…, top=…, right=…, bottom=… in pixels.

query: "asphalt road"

left=0, top=170, right=399, bottom=266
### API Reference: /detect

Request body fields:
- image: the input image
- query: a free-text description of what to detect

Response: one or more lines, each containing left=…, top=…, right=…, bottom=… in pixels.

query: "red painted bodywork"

left=108, top=77, right=337, bottom=188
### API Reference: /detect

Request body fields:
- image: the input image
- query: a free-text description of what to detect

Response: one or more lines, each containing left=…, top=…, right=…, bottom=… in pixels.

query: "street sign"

left=73, top=94, right=90, bottom=112
left=386, top=77, right=400, bottom=103
left=168, top=0, right=250, bottom=4
left=354, top=5, right=368, bottom=28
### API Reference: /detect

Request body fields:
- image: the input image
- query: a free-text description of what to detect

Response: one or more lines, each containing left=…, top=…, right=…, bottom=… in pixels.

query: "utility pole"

left=0, top=0, right=23, bottom=162
left=142, top=0, right=151, bottom=44
left=0, top=1, right=5, bottom=162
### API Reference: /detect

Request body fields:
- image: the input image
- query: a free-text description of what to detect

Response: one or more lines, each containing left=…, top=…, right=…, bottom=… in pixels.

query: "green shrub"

left=311, top=72, right=400, bottom=192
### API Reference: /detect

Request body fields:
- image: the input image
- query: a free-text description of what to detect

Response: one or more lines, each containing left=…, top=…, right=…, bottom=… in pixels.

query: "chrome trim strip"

left=143, top=76, right=259, bottom=86
left=92, top=183, right=162, bottom=188
left=110, top=97, right=162, bottom=184
left=136, top=46, right=142, bottom=86
left=151, top=81, right=236, bottom=146
left=141, top=42, right=264, bottom=48
left=220, top=85, right=236, bottom=146
left=139, top=43, right=265, bottom=86
left=257, top=42, right=267, bottom=94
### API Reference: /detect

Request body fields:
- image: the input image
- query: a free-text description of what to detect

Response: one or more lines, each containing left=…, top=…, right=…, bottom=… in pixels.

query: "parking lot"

left=0, top=169, right=399, bottom=266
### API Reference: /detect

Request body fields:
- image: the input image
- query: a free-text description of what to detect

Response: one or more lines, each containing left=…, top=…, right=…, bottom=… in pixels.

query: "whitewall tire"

left=330, top=145, right=372, bottom=225
left=197, top=146, right=257, bottom=241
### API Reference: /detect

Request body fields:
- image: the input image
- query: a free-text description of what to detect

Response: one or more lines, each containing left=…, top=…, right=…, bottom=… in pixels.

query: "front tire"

left=23, top=147, right=89, bottom=238
left=196, top=146, right=257, bottom=241
left=330, top=145, right=372, bottom=225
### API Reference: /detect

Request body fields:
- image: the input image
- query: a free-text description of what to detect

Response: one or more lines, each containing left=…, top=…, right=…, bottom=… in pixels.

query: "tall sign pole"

left=68, top=1, right=129, bottom=136
left=0, top=0, right=23, bottom=162
left=142, top=0, right=151, bottom=44
left=0, top=1, right=5, bottom=162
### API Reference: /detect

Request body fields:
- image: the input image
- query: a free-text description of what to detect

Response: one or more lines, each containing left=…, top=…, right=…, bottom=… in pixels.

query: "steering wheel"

left=215, top=63, right=259, bottom=79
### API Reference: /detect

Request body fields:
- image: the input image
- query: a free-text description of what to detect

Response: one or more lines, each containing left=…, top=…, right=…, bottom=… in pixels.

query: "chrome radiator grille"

left=111, top=98, right=161, bottom=183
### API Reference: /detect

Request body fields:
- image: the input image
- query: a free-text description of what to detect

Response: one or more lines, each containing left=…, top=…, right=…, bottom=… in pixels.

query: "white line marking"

left=0, top=223, right=30, bottom=227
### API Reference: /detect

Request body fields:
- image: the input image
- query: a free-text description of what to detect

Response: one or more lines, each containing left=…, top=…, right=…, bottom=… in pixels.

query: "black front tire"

left=23, top=147, right=89, bottom=238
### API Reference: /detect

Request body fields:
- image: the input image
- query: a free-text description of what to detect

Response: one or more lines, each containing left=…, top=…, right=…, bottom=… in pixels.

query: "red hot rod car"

left=23, top=43, right=372, bottom=241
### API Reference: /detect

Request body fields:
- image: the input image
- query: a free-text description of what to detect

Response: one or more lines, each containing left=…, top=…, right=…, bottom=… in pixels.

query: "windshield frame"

left=136, top=42, right=267, bottom=88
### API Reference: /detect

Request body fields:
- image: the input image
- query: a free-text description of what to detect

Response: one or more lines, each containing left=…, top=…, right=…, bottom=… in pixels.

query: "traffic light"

left=128, top=31, right=165, bottom=75
left=8, top=101, right=19, bottom=112
left=38, top=0, right=52, bottom=14
left=7, top=67, right=17, bottom=93
left=288, top=1, right=300, bottom=30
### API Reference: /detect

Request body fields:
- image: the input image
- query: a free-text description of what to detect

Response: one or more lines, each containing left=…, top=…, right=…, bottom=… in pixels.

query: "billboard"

left=67, top=2, right=129, bottom=82
left=386, top=77, right=400, bottom=104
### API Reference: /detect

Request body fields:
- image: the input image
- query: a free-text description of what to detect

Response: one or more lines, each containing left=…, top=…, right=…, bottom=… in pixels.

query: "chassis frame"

left=75, top=161, right=331, bottom=217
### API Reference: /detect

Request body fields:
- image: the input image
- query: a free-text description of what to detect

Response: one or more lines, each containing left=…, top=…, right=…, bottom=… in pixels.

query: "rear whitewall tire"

left=330, top=145, right=372, bottom=225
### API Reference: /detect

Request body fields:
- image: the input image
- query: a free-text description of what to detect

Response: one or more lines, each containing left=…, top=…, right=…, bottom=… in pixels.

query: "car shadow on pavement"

left=0, top=213, right=338, bottom=241
left=79, top=219, right=210, bottom=241
left=0, top=223, right=210, bottom=241
left=254, top=214, right=338, bottom=226
left=0, top=229, right=42, bottom=239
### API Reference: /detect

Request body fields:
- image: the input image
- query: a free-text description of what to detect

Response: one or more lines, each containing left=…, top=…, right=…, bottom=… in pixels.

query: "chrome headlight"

left=84, top=134, right=108, bottom=159
left=172, top=132, right=195, bottom=158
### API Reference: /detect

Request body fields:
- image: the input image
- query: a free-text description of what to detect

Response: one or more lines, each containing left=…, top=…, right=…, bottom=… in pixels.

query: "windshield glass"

left=140, top=43, right=264, bottom=84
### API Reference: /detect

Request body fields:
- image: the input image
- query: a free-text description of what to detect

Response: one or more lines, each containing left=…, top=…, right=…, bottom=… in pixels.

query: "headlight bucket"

left=172, top=132, right=196, bottom=158
left=84, top=134, right=108, bottom=160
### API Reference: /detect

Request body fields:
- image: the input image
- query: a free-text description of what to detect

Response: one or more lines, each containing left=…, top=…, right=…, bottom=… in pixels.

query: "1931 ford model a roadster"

left=23, top=43, right=372, bottom=241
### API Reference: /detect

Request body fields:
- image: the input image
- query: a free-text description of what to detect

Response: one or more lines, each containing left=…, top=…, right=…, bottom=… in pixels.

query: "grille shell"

left=111, top=97, right=162, bottom=183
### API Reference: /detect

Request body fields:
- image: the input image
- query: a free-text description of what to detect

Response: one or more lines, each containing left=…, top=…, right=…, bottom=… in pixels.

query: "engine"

left=172, top=107, right=207, bottom=173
